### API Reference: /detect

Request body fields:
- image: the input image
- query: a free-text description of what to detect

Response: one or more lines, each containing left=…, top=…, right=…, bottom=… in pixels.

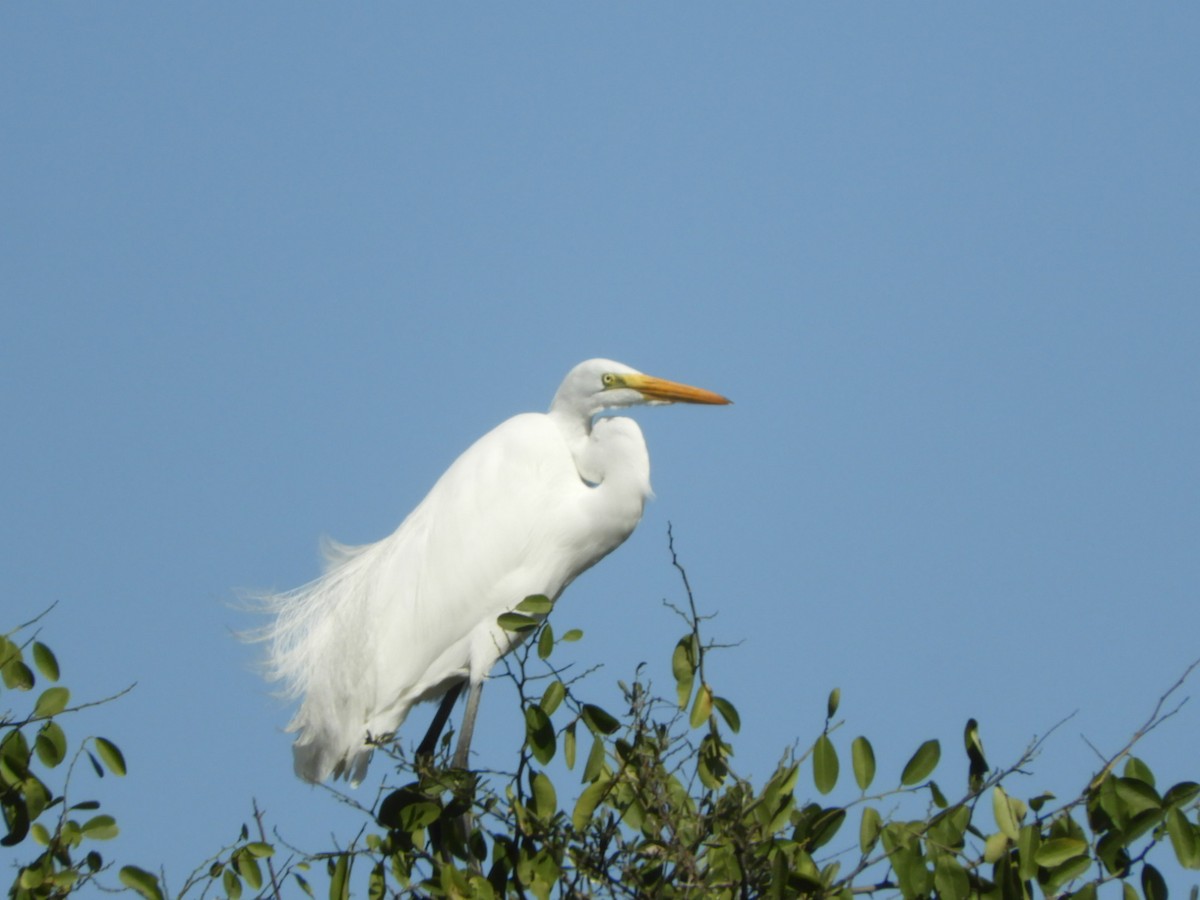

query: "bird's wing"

left=269, top=412, right=618, bottom=779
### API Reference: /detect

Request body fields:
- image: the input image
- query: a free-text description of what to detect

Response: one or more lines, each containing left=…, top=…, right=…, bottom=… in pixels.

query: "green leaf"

left=31, top=643, right=59, bottom=682
left=33, top=686, right=70, bottom=718
left=533, top=852, right=560, bottom=893
left=581, top=736, right=606, bottom=784
left=81, top=814, right=119, bottom=840
left=563, top=721, right=577, bottom=770
left=440, top=866, right=471, bottom=898
left=812, top=734, right=838, bottom=795
left=223, top=867, right=242, bottom=900
left=1167, top=806, right=1200, bottom=869
left=516, top=594, right=553, bottom=615
left=697, top=745, right=725, bottom=789
left=497, top=613, right=538, bottom=633
left=22, top=773, right=52, bottom=819
left=237, top=852, right=263, bottom=891
left=531, top=771, right=557, bottom=820
left=1127, top=808, right=1164, bottom=844
left=1097, top=837, right=1131, bottom=885
left=294, top=873, right=315, bottom=898
left=1124, top=756, right=1155, bottom=786
left=929, top=780, right=948, bottom=808
left=581, top=703, right=619, bottom=735
left=809, top=806, right=846, bottom=850
left=1165, top=781, right=1200, bottom=809
left=524, top=705, right=556, bottom=765
left=712, top=696, right=740, bottom=733
left=1017, top=824, right=1041, bottom=881
left=760, top=761, right=798, bottom=820
left=689, top=683, right=712, bottom=728
left=983, top=832, right=1009, bottom=863
left=1043, top=854, right=1091, bottom=894
left=891, top=841, right=933, bottom=896
left=900, top=739, right=940, bottom=786
left=573, top=705, right=614, bottom=739
left=93, top=738, right=127, bottom=776
left=34, top=721, right=68, bottom=768
left=1034, top=837, right=1088, bottom=867
left=368, top=863, right=385, bottom=900
left=0, top=635, right=17, bottom=665
left=378, top=785, right=441, bottom=832
left=0, top=734, right=29, bottom=784
left=561, top=628, right=583, bottom=642
left=859, top=806, right=882, bottom=854
left=672, top=636, right=695, bottom=709
left=930, top=805, right=970, bottom=852
left=401, top=801, right=440, bottom=831
left=1029, top=790, right=1056, bottom=812
left=620, top=796, right=646, bottom=831
left=785, top=849, right=822, bottom=889
left=537, top=623, right=555, bottom=660
left=1142, top=864, right=1168, bottom=900
left=851, top=736, right=875, bottom=791
left=19, top=867, right=45, bottom=889
left=1, top=657, right=34, bottom=691
left=992, top=786, right=1026, bottom=841
left=933, top=854, right=969, bottom=900
left=3, top=802, right=33, bottom=851
left=761, top=781, right=797, bottom=833
left=540, top=680, right=566, bottom=716
left=826, top=687, right=840, bottom=720
left=1115, top=776, right=1161, bottom=816
left=572, top=777, right=610, bottom=831
left=468, top=875, right=495, bottom=900
left=328, top=853, right=350, bottom=900
left=119, top=866, right=164, bottom=900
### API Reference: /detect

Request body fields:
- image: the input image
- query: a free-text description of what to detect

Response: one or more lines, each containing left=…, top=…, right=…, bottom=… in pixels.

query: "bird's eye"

left=601, top=373, right=617, bottom=388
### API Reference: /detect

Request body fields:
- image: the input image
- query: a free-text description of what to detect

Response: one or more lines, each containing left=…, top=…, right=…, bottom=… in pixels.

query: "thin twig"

left=6, top=602, right=60, bottom=636
left=1084, top=657, right=1198, bottom=792
left=252, top=799, right=284, bottom=900
left=4, top=683, right=139, bottom=731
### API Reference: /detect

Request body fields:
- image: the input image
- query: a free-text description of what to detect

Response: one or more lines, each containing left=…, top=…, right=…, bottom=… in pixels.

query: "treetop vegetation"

left=4, top=539, right=1198, bottom=899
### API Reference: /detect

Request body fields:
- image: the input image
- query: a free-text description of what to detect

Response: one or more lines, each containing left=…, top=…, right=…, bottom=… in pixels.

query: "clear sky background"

left=4, top=4, right=1198, bottom=895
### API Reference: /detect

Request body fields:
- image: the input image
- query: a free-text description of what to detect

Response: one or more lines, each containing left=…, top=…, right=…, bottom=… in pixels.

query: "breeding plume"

left=261, top=359, right=730, bottom=784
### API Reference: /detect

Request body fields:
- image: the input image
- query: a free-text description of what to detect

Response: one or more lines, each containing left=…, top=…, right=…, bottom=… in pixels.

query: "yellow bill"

left=620, top=373, right=732, bottom=405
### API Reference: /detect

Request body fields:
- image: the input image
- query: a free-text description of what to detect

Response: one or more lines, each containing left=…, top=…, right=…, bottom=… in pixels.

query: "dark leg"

left=451, top=680, right=484, bottom=873
left=417, top=682, right=464, bottom=758
left=452, top=681, right=483, bottom=770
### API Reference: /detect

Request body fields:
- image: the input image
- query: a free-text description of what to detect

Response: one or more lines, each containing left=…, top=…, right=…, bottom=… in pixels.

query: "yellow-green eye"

left=601, top=373, right=618, bottom=388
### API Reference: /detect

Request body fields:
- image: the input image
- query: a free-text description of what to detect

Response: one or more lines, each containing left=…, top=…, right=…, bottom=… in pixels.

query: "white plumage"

left=259, top=358, right=729, bottom=784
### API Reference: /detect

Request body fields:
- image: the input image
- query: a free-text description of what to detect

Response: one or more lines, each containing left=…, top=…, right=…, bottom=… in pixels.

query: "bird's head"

left=551, top=358, right=731, bottom=419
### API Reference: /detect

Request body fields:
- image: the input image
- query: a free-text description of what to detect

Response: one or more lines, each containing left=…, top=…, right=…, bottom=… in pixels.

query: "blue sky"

left=4, top=4, right=1199, bottom=894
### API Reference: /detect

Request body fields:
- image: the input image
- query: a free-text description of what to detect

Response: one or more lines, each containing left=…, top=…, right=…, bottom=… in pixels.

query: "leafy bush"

left=4, top=544, right=1199, bottom=898
left=2, top=609, right=129, bottom=898
left=313, top=557, right=1200, bottom=900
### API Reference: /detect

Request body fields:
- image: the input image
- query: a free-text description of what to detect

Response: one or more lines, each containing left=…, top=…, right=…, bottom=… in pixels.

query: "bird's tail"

left=246, top=537, right=393, bottom=786
left=291, top=719, right=373, bottom=785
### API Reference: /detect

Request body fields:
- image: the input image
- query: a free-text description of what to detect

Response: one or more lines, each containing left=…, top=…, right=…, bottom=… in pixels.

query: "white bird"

left=260, top=358, right=730, bottom=784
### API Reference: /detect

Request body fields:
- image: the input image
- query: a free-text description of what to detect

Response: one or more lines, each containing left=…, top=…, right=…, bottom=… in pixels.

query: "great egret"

left=260, top=358, right=731, bottom=784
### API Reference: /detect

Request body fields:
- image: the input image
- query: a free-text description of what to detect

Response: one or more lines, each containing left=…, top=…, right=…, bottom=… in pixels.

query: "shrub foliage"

left=4, top=548, right=1199, bottom=899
